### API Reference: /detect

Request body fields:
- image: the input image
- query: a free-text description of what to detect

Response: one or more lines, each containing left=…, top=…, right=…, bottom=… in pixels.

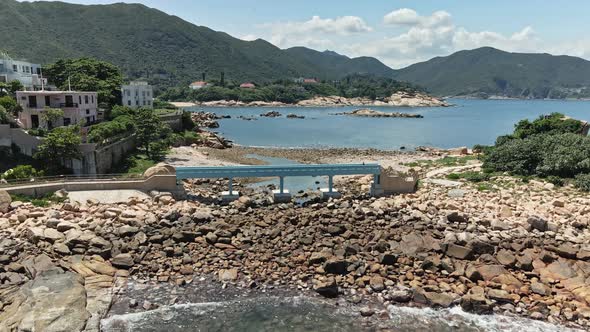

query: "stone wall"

left=159, top=112, right=183, bottom=131
left=0, top=124, right=42, bottom=156
left=92, top=135, right=137, bottom=174
left=3, top=174, right=183, bottom=197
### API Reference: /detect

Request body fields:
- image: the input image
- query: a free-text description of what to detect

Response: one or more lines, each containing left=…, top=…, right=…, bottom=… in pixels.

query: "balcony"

left=59, top=103, right=79, bottom=108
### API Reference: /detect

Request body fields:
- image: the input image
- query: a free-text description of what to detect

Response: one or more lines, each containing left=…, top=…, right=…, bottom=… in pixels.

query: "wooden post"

left=328, top=175, right=333, bottom=193
left=279, top=176, right=285, bottom=194
left=228, top=177, right=233, bottom=195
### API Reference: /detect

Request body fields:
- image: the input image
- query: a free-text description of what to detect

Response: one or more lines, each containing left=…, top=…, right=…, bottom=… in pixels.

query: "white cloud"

left=262, top=15, right=372, bottom=49
left=384, top=8, right=452, bottom=28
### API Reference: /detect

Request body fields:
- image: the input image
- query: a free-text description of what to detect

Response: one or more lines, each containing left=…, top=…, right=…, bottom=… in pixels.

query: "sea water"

left=188, top=99, right=590, bottom=150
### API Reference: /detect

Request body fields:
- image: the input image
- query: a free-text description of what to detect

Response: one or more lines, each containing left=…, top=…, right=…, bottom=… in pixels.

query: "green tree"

left=8, top=80, right=24, bottom=96
left=44, top=58, right=123, bottom=108
left=0, top=82, right=8, bottom=97
left=0, top=105, right=9, bottom=124
left=0, top=96, right=18, bottom=114
left=41, top=107, right=64, bottom=130
left=34, top=125, right=82, bottom=173
left=133, top=107, right=171, bottom=160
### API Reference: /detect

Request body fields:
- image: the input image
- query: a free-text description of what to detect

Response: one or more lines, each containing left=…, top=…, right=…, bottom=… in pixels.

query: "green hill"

left=393, top=47, right=590, bottom=99
left=0, top=0, right=394, bottom=88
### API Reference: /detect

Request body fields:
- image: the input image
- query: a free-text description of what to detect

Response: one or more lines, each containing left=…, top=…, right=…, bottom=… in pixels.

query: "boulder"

left=218, top=268, right=238, bottom=282
left=527, top=216, right=548, bottom=232
left=143, top=163, right=176, bottom=178
left=0, top=190, right=11, bottom=213
left=445, top=244, right=473, bottom=260
left=111, top=253, right=134, bottom=269
left=0, top=270, right=89, bottom=331
left=369, top=275, right=385, bottom=292
left=314, top=277, right=339, bottom=298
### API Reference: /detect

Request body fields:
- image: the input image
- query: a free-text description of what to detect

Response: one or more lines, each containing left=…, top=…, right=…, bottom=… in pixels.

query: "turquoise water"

left=245, top=154, right=327, bottom=193
left=188, top=99, right=590, bottom=149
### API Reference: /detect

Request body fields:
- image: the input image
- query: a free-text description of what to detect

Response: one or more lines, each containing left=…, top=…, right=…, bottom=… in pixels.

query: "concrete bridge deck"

left=176, top=163, right=382, bottom=201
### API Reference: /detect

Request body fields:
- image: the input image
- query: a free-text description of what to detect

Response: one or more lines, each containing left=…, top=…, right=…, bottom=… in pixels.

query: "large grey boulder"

left=0, top=269, right=90, bottom=331
left=0, top=190, right=11, bottom=214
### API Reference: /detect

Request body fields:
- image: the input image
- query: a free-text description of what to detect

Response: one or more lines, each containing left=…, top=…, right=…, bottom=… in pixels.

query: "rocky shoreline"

left=1, top=158, right=590, bottom=330
left=172, top=91, right=450, bottom=108
left=335, top=108, right=424, bottom=118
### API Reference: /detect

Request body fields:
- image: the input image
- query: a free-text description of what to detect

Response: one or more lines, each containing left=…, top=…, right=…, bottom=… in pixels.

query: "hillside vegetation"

left=394, top=47, right=590, bottom=99
left=0, top=0, right=393, bottom=90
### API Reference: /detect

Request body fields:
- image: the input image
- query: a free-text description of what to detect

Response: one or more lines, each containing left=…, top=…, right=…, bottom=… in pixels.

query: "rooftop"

left=16, top=90, right=97, bottom=95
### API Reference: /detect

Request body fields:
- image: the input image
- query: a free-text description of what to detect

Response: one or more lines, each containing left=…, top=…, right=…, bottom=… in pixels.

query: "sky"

left=17, top=0, right=590, bottom=68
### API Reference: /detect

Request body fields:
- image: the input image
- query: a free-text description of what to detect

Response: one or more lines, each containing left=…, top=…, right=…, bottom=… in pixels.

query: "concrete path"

left=68, top=190, right=150, bottom=204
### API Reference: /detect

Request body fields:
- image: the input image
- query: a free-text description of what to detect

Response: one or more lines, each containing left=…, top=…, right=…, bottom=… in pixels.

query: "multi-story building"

left=121, top=81, right=153, bottom=109
left=0, top=53, right=47, bottom=90
left=16, top=91, right=98, bottom=129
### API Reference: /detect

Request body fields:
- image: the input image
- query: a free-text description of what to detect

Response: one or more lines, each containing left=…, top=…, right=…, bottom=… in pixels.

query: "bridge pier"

left=272, top=176, right=292, bottom=203
left=321, top=175, right=341, bottom=199
left=221, top=177, right=239, bottom=202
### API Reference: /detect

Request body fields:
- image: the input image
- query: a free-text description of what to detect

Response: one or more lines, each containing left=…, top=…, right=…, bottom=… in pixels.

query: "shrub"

left=181, top=111, right=195, bottom=131
left=462, top=171, right=491, bottom=182
left=513, top=113, right=584, bottom=138
left=574, top=174, right=590, bottom=191
left=546, top=175, right=564, bottom=187
left=2, top=165, right=44, bottom=181
left=87, top=115, right=134, bottom=143
left=446, top=173, right=461, bottom=180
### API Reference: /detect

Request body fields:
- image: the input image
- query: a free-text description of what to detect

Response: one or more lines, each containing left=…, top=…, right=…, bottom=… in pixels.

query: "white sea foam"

left=387, top=305, right=583, bottom=332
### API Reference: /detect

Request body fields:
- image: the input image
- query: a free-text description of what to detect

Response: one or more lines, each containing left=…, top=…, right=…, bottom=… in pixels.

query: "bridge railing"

left=176, top=163, right=381, bottom=196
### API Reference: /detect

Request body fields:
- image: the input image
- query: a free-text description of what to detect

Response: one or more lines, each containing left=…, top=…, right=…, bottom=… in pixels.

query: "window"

left=36, top=68, right=41, bottom=75
left=64, top=118, right=71, bottom=126
left=147, top=91, right=150, bottom=97
left=79, top=96, right=82, bottom=104
left=147, top=101, right=151, bottom=106
left=91, top=95, right=94, bottom=103
left=126, top=90, right=130, bottom=96
left=142, top=91, right=145, bottom=97
left=28, top=96, right=37, bottom=108
left=45, top=96, right=50, bottom=107
left=86, top=109, right=90, bottom=115
left=143, top=100, right=146, bottom=106
left=136, top=100, right=139, bottom=106
left=13, top=65, right=17, bottom=71
left=85, top=95, right=89, bottom=104
left=127, top=100, right=131, bottom=106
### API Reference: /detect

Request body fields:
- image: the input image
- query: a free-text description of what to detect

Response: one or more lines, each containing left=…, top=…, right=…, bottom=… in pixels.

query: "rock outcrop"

left=337, top=109, right=423, bottom=118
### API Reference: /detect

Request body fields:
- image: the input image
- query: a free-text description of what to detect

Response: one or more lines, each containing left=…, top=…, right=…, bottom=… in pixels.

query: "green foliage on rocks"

left=0, top=96, right=18, bottom=115
left=483, top=114, right=590, bottom=183
left=0, top=105, right=9, bottom=124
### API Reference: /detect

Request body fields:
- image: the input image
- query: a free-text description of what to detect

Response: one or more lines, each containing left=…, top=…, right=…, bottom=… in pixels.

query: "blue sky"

left=19, top=1, right=590, bottom=68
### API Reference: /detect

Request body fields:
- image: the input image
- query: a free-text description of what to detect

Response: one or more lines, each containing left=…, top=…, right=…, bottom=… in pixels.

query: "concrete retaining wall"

left=93, top=135, right=137, bottom=174
left=0, top=124, right=42, bottom=156
left=3, top=175, right=182, bottom=197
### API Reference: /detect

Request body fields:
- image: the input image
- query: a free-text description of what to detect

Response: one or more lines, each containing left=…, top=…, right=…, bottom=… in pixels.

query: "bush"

left=446, top=173, right=461, bottom=180
left=546, top=175, right=564, bottom=187
left=2, top=165, right=44, bottom=181
left=574, top=174, right=590, bottom=191
left=513, top=113, right=584, bottom=139
left=87, top=115, right=134, bottom=143
left=462, top=171, right=491, bottom=182
left=181, top=111, right=195, bottom=131
left=27, top=128, right=47, bottom=137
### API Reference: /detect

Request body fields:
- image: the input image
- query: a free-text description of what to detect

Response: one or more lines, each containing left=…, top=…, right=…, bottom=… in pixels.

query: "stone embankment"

left=1, top=171, right=590, bottom=330
left=336, top=109, right=424, bottom=118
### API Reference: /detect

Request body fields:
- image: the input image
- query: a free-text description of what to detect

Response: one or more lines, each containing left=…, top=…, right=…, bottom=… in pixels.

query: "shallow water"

left=188, top=99, right=590, bottom=150
left=101, top=296, right=581, bottom=332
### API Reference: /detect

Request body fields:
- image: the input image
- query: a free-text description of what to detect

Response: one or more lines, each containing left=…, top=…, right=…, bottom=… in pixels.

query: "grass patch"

left=446, top=171, right=492, bottom=182
left=476, top=183, right=494, bottom=191
left=111, top=151, right=158, bottom=175
left=10, top=193, right=66, bottom=207
left=404, top=156, right=479, bottom=169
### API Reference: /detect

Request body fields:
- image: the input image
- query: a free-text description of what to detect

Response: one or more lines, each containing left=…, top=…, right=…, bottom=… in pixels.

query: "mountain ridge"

left=0, top=0, right=394, bottom=88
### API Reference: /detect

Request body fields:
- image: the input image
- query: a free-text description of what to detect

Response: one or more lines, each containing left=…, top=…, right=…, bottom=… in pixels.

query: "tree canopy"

left=44, top=58, right=123, bottom=108
left=34, top=125, right=82, bottom=173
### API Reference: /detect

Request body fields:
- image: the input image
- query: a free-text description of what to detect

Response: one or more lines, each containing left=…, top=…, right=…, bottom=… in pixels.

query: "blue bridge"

left=176, top=163, right=382, bottom=200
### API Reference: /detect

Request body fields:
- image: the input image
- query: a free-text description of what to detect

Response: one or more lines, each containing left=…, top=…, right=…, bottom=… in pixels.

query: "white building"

left=0, top=53, right=47, bottom=90
left=16, top=91, right=98, bottom=129
left=121, top=81, right=153, bottom=109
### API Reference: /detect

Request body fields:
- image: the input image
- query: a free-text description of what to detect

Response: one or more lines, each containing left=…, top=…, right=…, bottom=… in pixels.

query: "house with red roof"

left=240, top=82, right=256, bottom=89
left=189, top=81, right=209, bottom=90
